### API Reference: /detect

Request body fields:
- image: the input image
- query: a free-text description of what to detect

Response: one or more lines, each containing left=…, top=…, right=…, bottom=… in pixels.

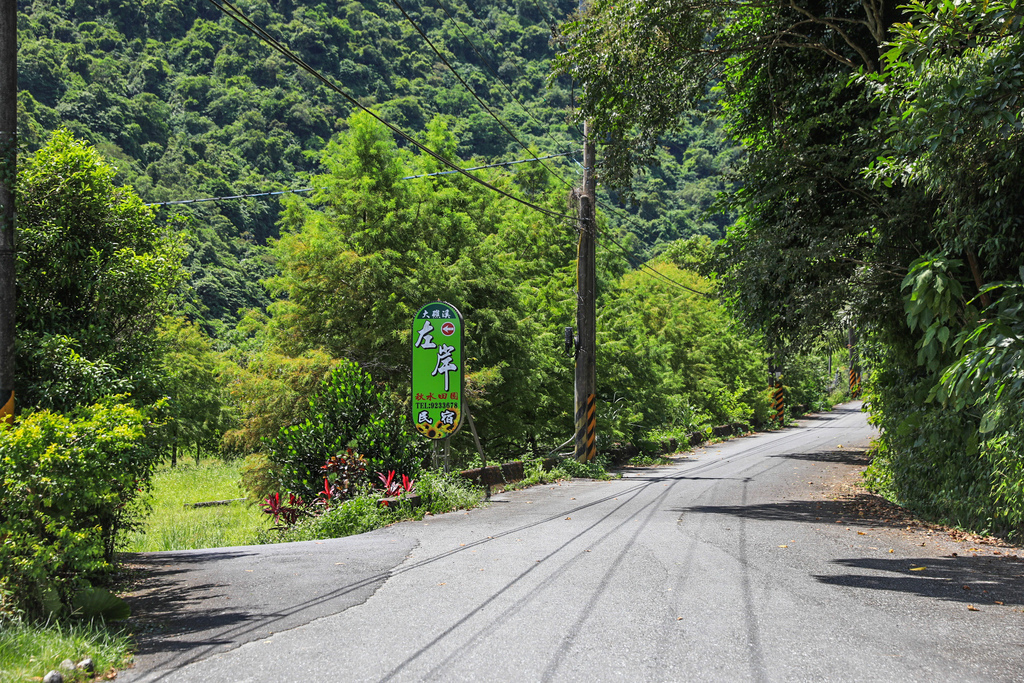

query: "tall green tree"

left=156, top=317, right=233, bottom=466
left=269, top=111, right=578, bottom=453
left=16, top=129, right=185, bottom=411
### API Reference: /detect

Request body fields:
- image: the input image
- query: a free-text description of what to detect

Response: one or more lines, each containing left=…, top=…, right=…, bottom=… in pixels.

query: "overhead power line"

left=205, top=0, right=576, bottom=223
left=146, top=154, right=574, bottom=207
left=400, top=152, right=571, bottom=180
left=430, top=0, right=580, bottom=151
left=147, top=187, right=313, bottom=207
left=388, top=0, right=575, bottom=191
left=573, top=172, right=711, bottom=296
left=599, top=224, right=712, bottom=298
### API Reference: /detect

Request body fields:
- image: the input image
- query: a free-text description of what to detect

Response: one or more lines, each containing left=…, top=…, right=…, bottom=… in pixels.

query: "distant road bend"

left=123, top=403, right=1024, bottom=682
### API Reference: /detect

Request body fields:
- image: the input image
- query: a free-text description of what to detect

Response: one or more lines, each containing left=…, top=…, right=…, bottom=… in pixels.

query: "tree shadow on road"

left=769, top=447, right=872, bottom=466
left=816, top=555, right=1024, bottom=607
left=674, top=493, right=914, bottom=530
left=120, top=551, right=265, bottom=656
left=674, top=493, right=1024, bottom=609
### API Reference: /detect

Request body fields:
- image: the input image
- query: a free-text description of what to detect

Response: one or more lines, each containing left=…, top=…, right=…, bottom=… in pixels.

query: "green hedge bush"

left=0, top=399, right=156, bottom=619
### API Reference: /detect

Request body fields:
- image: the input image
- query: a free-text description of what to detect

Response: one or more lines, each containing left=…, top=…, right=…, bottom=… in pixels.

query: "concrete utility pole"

left=574, top=118, right=597, bottom=462
left=0, top=0, right=16, bottom=423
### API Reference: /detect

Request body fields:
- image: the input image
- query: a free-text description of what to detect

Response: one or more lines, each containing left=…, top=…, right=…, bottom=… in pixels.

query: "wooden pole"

left=574, top=123, right=597, bottom=462
left=0, top=0, right=16, bottom=424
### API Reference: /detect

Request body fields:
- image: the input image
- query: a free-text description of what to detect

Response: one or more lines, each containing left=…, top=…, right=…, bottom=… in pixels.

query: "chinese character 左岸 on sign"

left=411, top=302, right=463, bottom=439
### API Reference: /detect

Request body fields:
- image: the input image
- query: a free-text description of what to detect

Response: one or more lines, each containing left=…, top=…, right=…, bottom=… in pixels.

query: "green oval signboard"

left=411, top=301, right=463, bottom=439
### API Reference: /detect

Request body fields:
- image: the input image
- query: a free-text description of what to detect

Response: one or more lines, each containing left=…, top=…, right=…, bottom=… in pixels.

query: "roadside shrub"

left=779, top=352, right=832, bottom=413
left=267, top=360, right=419, bottom=502
left=0, top=399, right=156, bottom=619
left=557, top=455, right=612, bottom=480
left=239, top=451, right=281, bottom=505
left=278, top=494, right=398, bottom=542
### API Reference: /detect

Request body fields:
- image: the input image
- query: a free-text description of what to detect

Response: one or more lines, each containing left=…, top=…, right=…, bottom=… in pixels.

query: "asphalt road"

left=121, top=403, right=1024, bottom=682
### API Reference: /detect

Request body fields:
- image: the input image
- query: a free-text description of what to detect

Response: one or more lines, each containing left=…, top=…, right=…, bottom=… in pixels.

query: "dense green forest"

left=15, top=0, right=738, bottom=333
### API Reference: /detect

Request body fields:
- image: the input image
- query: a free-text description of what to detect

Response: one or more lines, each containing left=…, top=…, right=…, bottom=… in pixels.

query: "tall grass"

left=0, top=618, right=132, bottom=683
left=124, top=458, right=271, bottom=552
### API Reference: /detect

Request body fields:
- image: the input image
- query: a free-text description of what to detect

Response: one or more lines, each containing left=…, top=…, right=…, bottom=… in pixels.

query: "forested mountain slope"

left=16, top=0, right=738, bottom=332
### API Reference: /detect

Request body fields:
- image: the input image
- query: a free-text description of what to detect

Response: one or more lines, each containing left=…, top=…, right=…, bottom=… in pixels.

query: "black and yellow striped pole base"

left=0, top=390, right=12, bottom=425
left=772, top=382, right=784, bottom=424
left=575, top=393, right=596, bottom=462
left=849, top=368, right=861, bottom=399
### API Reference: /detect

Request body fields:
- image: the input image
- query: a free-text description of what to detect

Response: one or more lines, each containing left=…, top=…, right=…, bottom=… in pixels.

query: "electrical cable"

left=147, top=187, right=313, bottom=207
left=146, top=154, right=574, bottom=206
left=588, top=192, right=713, bottom=297
left=400, top=152, right=570, bottom=179
left=206, top=0, right=576, bottom=223
left=430, top=0, right=580, bottom=155
left=205, top=0, right=698, bottom=297
left=609, top=235, right=713, bottom=297
left=388, top=0, right=576, bottom=191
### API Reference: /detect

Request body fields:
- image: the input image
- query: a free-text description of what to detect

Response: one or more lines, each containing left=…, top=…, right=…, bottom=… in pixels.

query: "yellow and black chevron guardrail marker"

left=849, top=368, right=861, bottom=399
left=575, top=393, right=597, bottom=462
left=772, top=382, right=784, bottom=423
left=1, top=390, right=13, bottom=425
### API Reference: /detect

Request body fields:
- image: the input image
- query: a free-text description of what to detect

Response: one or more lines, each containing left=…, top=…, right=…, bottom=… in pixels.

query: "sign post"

left=411, top=302, right=464, bottom=443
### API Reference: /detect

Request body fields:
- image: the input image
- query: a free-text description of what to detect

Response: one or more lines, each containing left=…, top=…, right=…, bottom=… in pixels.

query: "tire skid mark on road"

left=399, top=408, right=870, bottom=680
left=641, top=405, right=873, bottom=679
left=382, top=479, right=668, bottom=680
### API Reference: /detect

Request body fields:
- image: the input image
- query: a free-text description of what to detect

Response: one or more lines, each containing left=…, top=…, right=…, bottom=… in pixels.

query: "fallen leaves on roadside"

left=909, top=566, right=926, bottom=571
left=967, top=605, right=979, bottom=611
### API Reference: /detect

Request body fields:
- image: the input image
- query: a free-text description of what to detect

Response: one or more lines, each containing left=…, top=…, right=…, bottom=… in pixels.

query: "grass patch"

left=502, top=457, right=614, bottom=491
left=0, top=618, right=132, bottom=683
left=124, top=459, right=271, bottom=552
left=627, top=453, right=676, bottom=467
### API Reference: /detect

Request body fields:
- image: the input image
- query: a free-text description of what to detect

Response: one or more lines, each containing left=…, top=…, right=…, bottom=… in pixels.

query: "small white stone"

left=77, top=656, right=96, bottom=673
left=42, top=671, right=63, bottom=683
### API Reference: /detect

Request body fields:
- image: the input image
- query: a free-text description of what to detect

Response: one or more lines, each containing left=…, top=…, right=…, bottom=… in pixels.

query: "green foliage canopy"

left=16, top=129, right=186, bottom=411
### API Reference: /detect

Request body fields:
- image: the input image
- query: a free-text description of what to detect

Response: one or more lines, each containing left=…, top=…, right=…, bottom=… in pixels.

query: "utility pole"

left=0, top=0, right=16, bottom=424
left=574, top=118, right=597, bottom=462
